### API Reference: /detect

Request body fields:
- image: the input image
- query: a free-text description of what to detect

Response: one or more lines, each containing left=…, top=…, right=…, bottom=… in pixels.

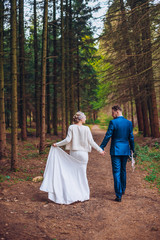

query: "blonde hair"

left=73, top=111, right=86, bottom=123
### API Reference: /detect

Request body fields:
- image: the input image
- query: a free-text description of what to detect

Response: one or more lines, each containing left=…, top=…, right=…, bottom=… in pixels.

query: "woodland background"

left=0, top=0, right=160, bottom=171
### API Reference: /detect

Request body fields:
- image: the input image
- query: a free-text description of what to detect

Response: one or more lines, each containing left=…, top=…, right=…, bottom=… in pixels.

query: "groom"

left=100, top=105, right=134, bottom=202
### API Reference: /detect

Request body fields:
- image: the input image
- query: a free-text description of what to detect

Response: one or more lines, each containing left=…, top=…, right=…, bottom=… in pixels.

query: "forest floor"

left=0, top=125, right=160, bottom=240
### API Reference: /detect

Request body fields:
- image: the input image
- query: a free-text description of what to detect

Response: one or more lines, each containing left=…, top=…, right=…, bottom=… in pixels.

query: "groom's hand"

left=100, top=151, right=105, bottom=156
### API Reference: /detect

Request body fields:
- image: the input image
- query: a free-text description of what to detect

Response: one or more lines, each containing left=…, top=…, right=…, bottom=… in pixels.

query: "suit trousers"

left=111, top=155, right=128, bottom=199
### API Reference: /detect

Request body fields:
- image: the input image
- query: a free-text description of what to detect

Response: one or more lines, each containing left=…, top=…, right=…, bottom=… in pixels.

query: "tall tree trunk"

left=52, top=0, right=58, bottom=135
left=39, top=0, right=48, bottom=153
left=76, top=37, right=80, bottom=111
left=11, top=0, right=18, bottom=170
left=46, top=32, right=51, bottom=134
left=141, top=0, right=159, bottom=137
left=69, top=0, right=74, bottom=122
left=131, top=99, right=134, bottom=127
left=61, top=0, right=66, bottom=138
left=28, top=110, right=31, bottom=127
left=123, top=103, right=127, bottom=118
left=6, top=99, right=10, bottom=129
left=65, top=0, right=69, bottom=130
left=34, top=0, right=40, bottom=137
left=129, top=0, right=149, bottom=135
left=0, top=0, right=6, bottom=159
left=131, top=0, right=150, bottom=136
left=19, top=0, right=27, bottom=140
left=119, top=0, right=145, bottom=134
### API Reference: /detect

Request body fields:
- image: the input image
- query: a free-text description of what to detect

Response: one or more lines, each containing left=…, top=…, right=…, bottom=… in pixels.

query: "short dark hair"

left=112, top=105, right=122, bottom=112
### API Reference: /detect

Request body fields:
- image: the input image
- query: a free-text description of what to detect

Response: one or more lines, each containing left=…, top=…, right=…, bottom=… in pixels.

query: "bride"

left=40, top=111, right=104, bottom=204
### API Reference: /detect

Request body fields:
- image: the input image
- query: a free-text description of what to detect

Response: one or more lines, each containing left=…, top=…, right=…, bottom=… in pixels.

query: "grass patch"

left=24, top=143, right=37, bottom=150
left=135, top=143, right=160, bottom=191
left=26, top=153, right=39, bottom=158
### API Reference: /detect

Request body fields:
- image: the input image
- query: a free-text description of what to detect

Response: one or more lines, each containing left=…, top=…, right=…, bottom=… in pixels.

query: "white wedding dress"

left=40, top=146, right=90, bottom=204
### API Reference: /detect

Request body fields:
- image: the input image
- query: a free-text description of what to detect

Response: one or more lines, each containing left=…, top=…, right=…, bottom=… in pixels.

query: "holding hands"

left=100, top=150, right=106, bottom=156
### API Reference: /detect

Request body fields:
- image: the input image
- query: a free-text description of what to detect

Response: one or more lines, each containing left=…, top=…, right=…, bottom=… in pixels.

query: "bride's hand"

left=52, top=143, right=57, bottom=147
left=100, top=151, right=105, bottom=156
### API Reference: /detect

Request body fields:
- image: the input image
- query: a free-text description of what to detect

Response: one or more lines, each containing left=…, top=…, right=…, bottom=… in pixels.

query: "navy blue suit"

left=100, top=116, right=134, bottom=199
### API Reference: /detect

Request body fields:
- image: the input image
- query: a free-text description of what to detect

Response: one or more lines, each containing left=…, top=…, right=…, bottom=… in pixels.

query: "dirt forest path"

left=0, top=125, right=160, bottom=240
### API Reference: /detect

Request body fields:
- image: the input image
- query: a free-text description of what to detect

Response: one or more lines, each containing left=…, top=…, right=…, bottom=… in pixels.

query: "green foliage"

left=79, top=35, right=100, bottom=112
left=154, top=142, right=160, bottom=149
left=86, top=119, right=100, bottom=124
left=0, top=174, right=35, bottom=183
left=25, top=176, right=33, bottom=181
left=135, top=143, right=160, bottom=191
left=5, top=175, right=11, bottom=180
left=0, top=175, right=11, bottom=182
left=91, top=51, right=113, bottom=110
left=26, top=153, right=39, bottom=158
left=16, top=179, right=24, bottom=182
left=96, top=112, right=113, bottom=128
left=27, top=128, right=36, bottom=133
left=24, top=143, right=37, bottom=150
left=86, top=112, right=112, bottom=129
left=39, top=151, right=48, bottom=155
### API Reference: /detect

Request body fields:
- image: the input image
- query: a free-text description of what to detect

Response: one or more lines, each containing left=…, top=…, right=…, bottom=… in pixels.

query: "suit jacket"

left=100, top=116, right=134, bottom=156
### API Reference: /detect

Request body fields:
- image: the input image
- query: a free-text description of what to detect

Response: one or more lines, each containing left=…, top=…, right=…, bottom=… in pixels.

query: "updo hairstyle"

left=73, top=111, right=86, bottom=123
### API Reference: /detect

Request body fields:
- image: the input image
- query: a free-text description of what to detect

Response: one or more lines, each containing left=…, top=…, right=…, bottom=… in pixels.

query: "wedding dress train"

left=40, top=146, right=90, bottom=204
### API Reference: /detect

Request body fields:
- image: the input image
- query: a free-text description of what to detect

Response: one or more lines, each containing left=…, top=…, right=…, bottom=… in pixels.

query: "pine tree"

left=140, top=0, right=160, bottom=137
left=61, top=0, right=66, bottom=138
left=52, top=0, right=58, bottom=135
left=69, top=0, right=74, bottom=122
left=11, top=0, right=18, bottom=170
left=19, top=0, right=27, bottom=140
left=65, top=0, right=69, bottom=128
left=0, top=0, right=6, bottom=159
left=39, top=0, right=48, bottom=153
left=34, top=0, right=40, bottom=137
left=46, top=30, right=51, bottom=134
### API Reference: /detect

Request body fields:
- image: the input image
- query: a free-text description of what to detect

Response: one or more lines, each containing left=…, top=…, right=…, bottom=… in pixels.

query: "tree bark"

left=65, top=0, right=69, bottom=130
left=39, top=0, right=48, bottom=153
left=19, top=0, right=27, bottom=140
left=129, top=0, right=149, bottom=135
left=76, top=37, right=80, bottom=111
left=46, top=32, right=51, bottom=134
left=119, top=0, right=144, bottom=132
left=141, top=0, right=160, bottom=137
left=61, top=0, right=66, bottom=138
left=123, top=103, right=127, bottom=118
left=131, top=99, right=134, bottom=127
left=11, top=0, right=18, bottom=170
left=34, top=0, right=40, bottom=137
left=52, top=0, right=58, bottom=135
left=69, top=0, right=74, bottom=122
left=0, top=0, right=6, bottom=159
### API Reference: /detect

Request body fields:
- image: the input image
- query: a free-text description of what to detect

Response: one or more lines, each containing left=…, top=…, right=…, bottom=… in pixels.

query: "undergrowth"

left=135, top=143, right=160, bottom=191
